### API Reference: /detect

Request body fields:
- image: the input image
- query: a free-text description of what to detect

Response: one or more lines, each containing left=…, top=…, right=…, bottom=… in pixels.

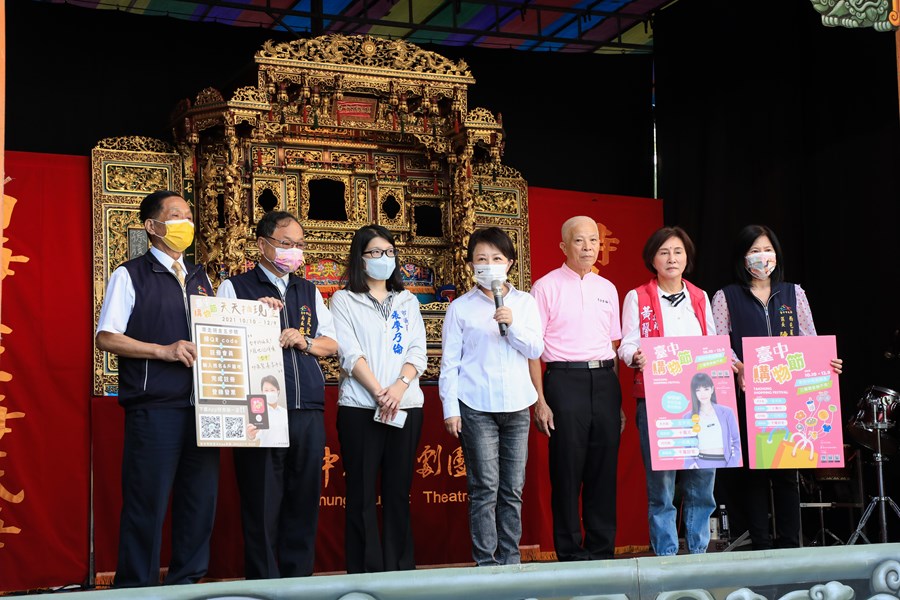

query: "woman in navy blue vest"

left=711, top=224, right=842, bottom=550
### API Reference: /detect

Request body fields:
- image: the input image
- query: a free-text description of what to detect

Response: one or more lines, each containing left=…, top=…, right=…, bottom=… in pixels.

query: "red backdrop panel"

left=0, top=152, right=93, bottom=590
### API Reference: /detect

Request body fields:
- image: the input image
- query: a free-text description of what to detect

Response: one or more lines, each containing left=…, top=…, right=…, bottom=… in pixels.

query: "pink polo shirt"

left=531, top=262, right=621, bottom=362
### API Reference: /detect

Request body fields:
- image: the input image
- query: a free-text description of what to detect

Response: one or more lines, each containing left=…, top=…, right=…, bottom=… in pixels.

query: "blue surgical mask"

left=364, top=254, right=396, bottom=281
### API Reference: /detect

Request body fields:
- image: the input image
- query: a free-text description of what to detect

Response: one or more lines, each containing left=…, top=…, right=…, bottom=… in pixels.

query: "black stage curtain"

left=655, top=0, right=900, bottom=414
left=429, top=45, right=654, bottom=196
left=4, top=0, right=653, bottom=198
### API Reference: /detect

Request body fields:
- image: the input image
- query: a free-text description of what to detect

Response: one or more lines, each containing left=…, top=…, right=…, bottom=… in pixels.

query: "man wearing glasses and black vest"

left=217, top=210, right=337, bottom=579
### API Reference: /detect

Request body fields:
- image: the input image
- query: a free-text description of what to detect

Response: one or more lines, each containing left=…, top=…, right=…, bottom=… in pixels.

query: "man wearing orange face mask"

left=96, top=190, right=220, bottom=588
left=217, top=210, right=337, bottom=579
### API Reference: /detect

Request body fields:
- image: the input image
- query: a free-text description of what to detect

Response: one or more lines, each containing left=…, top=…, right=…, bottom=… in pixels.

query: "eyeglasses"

left=265, top=236, right=306, bottom=250
left=362, top=248, right=396, bottom=259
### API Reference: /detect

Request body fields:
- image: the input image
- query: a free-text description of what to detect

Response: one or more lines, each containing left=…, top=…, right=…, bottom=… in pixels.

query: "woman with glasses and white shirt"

left=439, top=227, right=544, bottom=566
left=329, top=224, right=427, bottom=573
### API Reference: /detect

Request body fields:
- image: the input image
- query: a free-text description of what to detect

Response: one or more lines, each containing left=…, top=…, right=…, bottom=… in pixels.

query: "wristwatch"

left=304, top=335, right=315, bottom=353
left=397, top=375, right=411, bottom=386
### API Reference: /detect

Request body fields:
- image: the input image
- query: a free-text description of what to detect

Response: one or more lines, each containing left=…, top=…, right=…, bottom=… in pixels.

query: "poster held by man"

left=191, top=295, right=289, bottom=448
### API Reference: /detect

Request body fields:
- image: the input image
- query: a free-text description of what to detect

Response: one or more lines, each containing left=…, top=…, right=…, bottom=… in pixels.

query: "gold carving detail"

left=253, top=178, right=284, bottom=222
left=196, top=87, right=226, bottom=106
left=378, top=187, right=406, bottom=228
left=104, top=164, right=171, bottom=195
left=300, top=173, right=356, bottom=222
left=423, top=316, right=444, bottom=343
left=198, top=156, right=223, bottom=285
left=257, top=35, right=472, bottom=78
left=374, top=155, right=399, bottom=176
left=285, top=148, right=324, bottom=165
left=465, top=107, right=500, bottom=126
left=251, top=146, right=278, bottom=169
left=422, top=356, right=442, bottom=381
left=474, top=188, right=518, bottom=216
left=230, top=85, right=270, bottom=105
left=331, top=152, right=368, bottom=166
left=95, top=136, right=174, bottom=153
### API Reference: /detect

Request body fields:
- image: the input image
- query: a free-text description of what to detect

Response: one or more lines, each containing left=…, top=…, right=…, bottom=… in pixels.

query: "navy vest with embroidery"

left=228, top=267, right=326, bottom=410
left=721, top=282, right=798, bottom=362
left=119, top=252, right=213, bottom=409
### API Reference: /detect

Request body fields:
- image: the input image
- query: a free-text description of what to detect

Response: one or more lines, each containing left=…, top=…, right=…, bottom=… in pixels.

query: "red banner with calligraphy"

left=0, top=152, right=93, bottom=591
left=0, top=155, right=661, bottom=592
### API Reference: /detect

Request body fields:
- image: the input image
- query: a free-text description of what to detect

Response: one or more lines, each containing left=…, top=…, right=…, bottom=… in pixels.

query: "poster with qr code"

left=190, top=296, right=289, bottom=448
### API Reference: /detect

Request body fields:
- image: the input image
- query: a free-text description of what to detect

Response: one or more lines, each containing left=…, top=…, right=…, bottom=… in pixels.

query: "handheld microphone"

left=491, top=280, right=508, bottom=337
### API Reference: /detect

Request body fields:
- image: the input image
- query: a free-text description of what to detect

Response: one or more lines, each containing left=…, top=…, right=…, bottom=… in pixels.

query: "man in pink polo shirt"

left=529, top=215, right=623, bottom=561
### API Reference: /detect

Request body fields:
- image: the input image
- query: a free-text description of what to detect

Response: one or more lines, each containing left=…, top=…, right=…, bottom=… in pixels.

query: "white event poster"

left=190, top=295, right=288, bottom=448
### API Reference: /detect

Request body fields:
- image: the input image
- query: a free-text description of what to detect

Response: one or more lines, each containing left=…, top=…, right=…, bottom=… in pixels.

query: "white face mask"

left=745, top=251, right=777, bottom=280
left=473, top=263, right=509, bottom=289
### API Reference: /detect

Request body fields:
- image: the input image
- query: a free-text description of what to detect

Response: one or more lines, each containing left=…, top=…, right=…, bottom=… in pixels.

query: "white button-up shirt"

left=439, top=284, right=544, bottom=419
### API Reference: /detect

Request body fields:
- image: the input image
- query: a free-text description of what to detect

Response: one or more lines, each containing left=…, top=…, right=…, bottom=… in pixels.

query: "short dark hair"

left=260, top=374, right=280, bottom=390
left=642, top=226, right=696, bottom=275
left=139, top=190, right=181, bottom=222
left=732, top=224, right=784, bottom=286
left=256, top=210, right=303, bottom=239
left=342, top=225, right=405, bottom=293
left=466, top=227, right=517, bottom=264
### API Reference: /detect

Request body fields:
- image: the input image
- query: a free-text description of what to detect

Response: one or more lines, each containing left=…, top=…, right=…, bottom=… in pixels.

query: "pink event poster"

left=742, top=335, right=843, bottom=470
left=640, top=335, right=743, bottom=472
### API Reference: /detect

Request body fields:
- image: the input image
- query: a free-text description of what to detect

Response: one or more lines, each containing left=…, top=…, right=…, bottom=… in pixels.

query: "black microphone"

left=491, top=280, right=508, bottom=337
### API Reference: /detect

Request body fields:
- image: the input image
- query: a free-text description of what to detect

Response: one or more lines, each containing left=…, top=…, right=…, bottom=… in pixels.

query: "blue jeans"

left=635, top=399, right=716, bottom=555
left=458, top=402, right=530, bottom=566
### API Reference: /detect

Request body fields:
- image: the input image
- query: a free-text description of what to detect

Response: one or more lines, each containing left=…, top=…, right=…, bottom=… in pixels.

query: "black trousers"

left=115, top=407, right=220, bottom=588
left=544, top=366, right=622, bottom=560
left=337, top=405, right=423, bottom=573
left=716, top=388, right=801, bottom=549
left=717, top=466, right=801, bottom=549
left=233, top=409, right=326, bottom=579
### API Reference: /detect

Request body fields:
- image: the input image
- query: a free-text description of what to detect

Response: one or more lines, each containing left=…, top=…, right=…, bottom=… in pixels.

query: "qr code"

left=200, top=415, right=223, bottom=440
left=224, top=415, right=245, bottom=440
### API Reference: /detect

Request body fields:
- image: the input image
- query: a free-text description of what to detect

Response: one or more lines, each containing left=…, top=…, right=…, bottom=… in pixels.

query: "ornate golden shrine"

left=92, top=34, right=531, bottom=394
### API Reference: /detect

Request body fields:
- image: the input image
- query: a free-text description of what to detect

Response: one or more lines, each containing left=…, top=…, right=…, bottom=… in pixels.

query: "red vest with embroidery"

left=631, top=278, right=708, bottom=398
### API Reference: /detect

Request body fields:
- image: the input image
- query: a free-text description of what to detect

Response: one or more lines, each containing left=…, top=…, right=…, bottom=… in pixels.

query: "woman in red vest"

left=618, top=225, right=719, bottom=556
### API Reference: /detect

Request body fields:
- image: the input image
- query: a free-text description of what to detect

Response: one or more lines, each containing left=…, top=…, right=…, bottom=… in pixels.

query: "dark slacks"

left=717, top=466, right=800, bottom=549
left=716, top=387, right=800, bottom=549
left=544, top=366, right=622, bottom=560
left=337, top=405, right=423, bottom=573
left=115, top=407, right=220, bottom=588
left=233, top=409, right=325, bottom=579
